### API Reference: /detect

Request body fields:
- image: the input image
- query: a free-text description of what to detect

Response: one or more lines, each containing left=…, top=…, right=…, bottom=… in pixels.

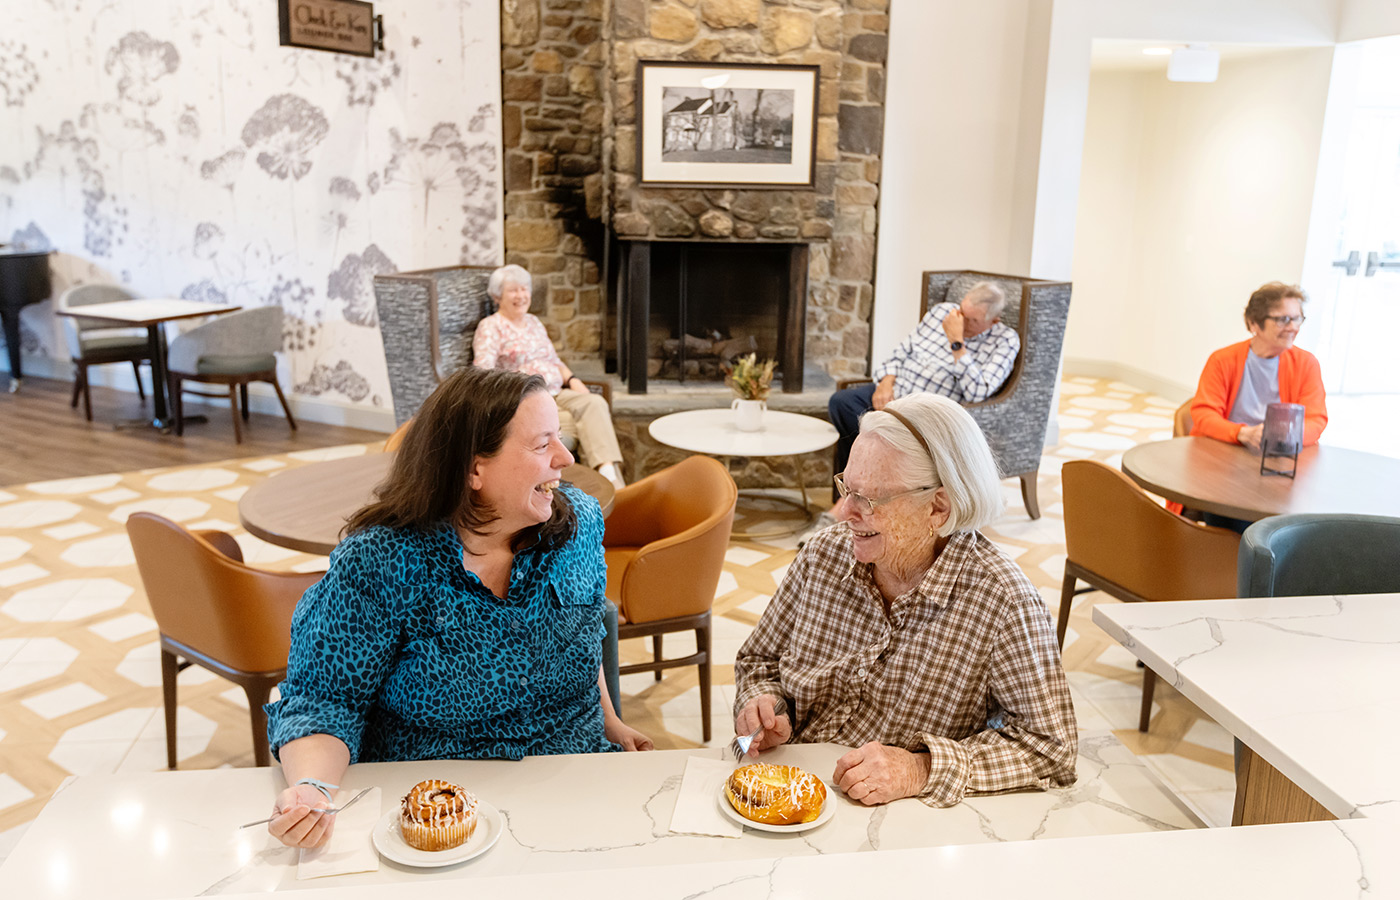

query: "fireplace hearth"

left=613, top=238, right=809, bottom=394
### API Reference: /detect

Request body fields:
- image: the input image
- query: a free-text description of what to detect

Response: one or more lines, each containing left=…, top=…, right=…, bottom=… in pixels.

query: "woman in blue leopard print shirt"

left=263, top=368, right=653, bottom=849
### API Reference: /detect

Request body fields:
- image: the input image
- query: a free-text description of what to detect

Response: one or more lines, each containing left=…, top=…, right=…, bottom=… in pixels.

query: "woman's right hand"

left=267, top=783, right=337, bottom=849
left=735, top=694, right=792, bottom=757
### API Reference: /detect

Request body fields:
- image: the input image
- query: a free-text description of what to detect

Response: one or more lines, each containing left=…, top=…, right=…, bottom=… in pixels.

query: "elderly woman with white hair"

left=473, top=264, right=626, bottom=488
left=734, top=393, right=1076, bottom=807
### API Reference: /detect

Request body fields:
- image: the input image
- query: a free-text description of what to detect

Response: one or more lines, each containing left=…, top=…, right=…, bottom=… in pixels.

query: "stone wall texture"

left=502, top=0, right=889, bottom=380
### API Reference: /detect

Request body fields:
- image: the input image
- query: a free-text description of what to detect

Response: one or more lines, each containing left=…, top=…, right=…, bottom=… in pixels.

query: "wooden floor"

left=1, top=376, right=386, bottom=486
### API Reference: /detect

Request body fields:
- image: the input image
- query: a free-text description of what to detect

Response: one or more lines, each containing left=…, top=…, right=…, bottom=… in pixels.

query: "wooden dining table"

left=1120, top=436, right=1400, bottom=522
left=54, top=297, right=240, bottom=430
left=238, top=452, right=616, bottom=554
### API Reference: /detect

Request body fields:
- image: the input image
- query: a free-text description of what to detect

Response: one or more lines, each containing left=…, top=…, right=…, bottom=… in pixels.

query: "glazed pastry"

left=399, top=779, right=478, bottom=851
left=725, top=763, right=826, bottom=826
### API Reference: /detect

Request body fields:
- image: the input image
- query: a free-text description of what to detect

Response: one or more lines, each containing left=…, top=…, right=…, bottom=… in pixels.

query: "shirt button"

left=510, top=619, right=523, bottom=633
left=518, top=676, right=528, bottom=686
left=857, top=668, right=867, bottom=678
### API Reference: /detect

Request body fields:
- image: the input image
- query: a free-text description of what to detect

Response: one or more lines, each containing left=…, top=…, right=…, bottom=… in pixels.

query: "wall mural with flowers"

left=0, top=0, right=502, bottom=417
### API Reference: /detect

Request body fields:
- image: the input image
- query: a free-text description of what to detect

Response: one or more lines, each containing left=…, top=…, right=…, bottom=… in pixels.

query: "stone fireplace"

left=615, top=238, right=809, bottom=392
left=500, top=0, right=889, bottom=391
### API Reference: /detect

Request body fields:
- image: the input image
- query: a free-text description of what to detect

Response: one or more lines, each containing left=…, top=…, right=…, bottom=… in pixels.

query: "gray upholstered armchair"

left=372, top=265, right=611, bottom=443
left=167, top=306, right=297, bottom=443
left=839, top=270, right=1071, bottom=519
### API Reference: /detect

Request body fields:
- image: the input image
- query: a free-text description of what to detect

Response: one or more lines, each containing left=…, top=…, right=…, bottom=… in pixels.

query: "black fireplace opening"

left=614, top=239, right=808, bottom=394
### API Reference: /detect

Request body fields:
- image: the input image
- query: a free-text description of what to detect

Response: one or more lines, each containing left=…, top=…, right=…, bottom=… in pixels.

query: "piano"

left=0, top=246, right=54, bottom=391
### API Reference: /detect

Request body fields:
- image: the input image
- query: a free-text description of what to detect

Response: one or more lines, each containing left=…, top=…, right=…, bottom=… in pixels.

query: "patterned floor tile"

left=0, top=376, right=1241, bottom=854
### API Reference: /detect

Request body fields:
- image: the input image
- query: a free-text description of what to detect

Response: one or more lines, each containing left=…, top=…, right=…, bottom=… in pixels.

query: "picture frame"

left=636, top=61, right=819, bottom=189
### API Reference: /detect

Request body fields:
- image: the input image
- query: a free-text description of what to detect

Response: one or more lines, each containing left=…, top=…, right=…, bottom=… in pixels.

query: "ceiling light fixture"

left=1167, top=43, right=1220, bottom=83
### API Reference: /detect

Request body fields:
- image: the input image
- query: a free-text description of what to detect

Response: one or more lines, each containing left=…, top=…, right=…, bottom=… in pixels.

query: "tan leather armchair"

left=1173, top=400, right=1193, bottom=437
left=603, top=455, right=737, bottom=741
left=126, top=512, right=323, bottom=767
left=1058, top=460, right=1239, bottom=732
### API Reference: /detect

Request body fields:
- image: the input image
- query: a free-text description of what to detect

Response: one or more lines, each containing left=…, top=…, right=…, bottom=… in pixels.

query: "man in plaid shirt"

left=828, top=282, right=1019, bottom=484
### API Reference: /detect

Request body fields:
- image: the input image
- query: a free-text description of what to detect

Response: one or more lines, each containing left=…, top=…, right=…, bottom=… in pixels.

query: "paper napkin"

left=669, top=755, right=744, bottom=838
left=297, top=787, right=383, bottom=879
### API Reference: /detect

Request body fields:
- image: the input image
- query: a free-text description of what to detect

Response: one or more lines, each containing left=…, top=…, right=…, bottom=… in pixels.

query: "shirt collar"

left=844, top=530, right=979, bottom=611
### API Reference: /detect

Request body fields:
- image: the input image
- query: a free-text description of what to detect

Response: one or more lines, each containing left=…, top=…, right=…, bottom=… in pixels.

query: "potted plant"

left=725, top=353, right=776, bottom=431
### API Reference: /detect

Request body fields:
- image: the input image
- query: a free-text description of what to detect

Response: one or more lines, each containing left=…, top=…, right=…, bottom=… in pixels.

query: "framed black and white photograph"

left=637, top=61, right=819, bottom=189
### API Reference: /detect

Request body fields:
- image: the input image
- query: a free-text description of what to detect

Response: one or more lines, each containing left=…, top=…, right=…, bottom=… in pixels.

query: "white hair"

left=961, top=281, right=1007, bottom=319
left=859, top=393, right=1005, bottom=535
left=487, top=264, right=532, bottom=300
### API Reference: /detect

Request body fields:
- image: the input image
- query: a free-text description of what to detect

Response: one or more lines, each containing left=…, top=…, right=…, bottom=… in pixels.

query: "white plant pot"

left=732, top=398, right=766, bottom=432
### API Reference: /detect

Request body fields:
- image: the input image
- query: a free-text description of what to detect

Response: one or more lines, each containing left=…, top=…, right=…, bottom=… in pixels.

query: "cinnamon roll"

left=399, top=779, right=478, bottom=851
left=725, top=764, right=827, bottom=826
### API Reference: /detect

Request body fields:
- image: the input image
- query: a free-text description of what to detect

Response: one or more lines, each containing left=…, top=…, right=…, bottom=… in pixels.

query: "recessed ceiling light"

left=1142, top=47, right=1172, bottom=56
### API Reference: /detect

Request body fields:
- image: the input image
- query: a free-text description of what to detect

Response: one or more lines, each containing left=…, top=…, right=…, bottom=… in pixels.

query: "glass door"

left=1314, top=40, right=1400, bottom=396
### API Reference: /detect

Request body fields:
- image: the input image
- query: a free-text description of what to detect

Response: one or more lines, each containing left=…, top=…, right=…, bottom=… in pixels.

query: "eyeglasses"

left=1264, top=314, right=1306, bottom=326
left=833, top=472, right=937, bottom=516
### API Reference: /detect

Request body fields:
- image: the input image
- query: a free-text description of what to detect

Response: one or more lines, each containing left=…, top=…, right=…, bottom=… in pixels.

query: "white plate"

left=371, top=800, right=503, bottom=868
left=716, top=781, right=836, bottom=833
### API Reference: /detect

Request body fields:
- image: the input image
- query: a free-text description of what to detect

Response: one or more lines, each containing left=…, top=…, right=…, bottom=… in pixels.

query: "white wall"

left=0, top=2, right=503, bottom=430
left=1066, top=48, right=1335, bottom=396
left=871, top=0, right=1047, bottom=365
left=1338, top=0, right=1400, bottom=42
left=874, top=0, right=1340, bottom=369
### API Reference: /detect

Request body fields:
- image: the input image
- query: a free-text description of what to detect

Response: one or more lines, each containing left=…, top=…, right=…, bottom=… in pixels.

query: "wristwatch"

left=949, top=341, right=964, bottom=352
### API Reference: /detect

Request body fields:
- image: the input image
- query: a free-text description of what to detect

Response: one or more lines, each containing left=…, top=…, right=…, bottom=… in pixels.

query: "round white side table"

left=648, top=408, right=838, bottom=539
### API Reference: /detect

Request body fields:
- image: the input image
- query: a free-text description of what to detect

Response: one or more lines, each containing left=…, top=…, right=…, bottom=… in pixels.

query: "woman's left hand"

left=606, top=718, right=655, bottom=751
left=832, top=742, right=931, bottom=805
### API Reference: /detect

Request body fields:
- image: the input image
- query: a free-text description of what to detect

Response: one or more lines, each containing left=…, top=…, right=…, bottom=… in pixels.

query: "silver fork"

left=729, top=726, right=763, bottom=762
left=239, top=787, right=373, bottom=829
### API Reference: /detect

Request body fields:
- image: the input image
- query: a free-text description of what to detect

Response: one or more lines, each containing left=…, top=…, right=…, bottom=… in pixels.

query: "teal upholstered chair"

left=1238, top=514, right=1400, bottom=598
left=1233, top=512, right=1400, bottom=825
left=167, top=306, right=297, bottom=443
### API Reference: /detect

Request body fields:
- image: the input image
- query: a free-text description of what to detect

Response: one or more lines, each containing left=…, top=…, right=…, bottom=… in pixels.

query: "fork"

left=239, top=787, right=373, bottom=829
left=729, top=726, right=763, bottom=762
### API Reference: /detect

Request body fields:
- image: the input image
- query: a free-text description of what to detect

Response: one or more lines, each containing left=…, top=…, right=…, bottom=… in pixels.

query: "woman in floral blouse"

left=263, top=367, right=652, bottom=850
left=473, top=264, right=626, bottom=489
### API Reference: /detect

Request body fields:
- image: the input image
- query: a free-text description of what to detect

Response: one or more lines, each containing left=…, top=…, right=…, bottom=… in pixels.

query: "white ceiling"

left=1090, top=40, right=1328, bottom=72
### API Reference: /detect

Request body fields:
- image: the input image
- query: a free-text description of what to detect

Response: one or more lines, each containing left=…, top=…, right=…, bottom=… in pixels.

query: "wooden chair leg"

left=652, top=634, right=663, bottom=682
left=270, top=377, right=298, bottom=431
left=1057, top=572, right=1076, bottom=649
left=244, top=679, right=276, bottom=767
left=698, top=621, right=712, bottom=743
left=75, top=363, right=94, bottom=421
left=132, top=360, right=145, bottom=401
left=160, top=648, right=180, bottom=769
left=1139, top=667, right=1157, bottom=732
left=70, top=364, right=83, bottom=409
left=170, top=374, right=185, bottom=436
left=1020, top=471, right=1041, bottom=520
left=240, top=383, right=250, bottom=421
left=228, top=384, right=243, bottom=443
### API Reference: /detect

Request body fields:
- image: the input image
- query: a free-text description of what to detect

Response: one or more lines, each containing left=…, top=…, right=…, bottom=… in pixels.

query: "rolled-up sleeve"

left=733, top=551, right=805, bottom=715
left=917, top=596, right=1077, bottom=807
left=266, top=534, right=401, bottom=763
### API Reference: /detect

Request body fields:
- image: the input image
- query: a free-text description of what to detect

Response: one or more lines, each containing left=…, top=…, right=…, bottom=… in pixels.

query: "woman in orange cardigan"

left=1189, top=281, right=1327, bottom=452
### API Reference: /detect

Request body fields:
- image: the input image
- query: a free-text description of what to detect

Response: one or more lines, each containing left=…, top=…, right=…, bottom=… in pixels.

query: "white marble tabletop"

left=648, top=408, right=839, bottom=457
left=53, top=298, right=241, bottom=326
left=0, top=735, right=1196, bottom=898
left=1093, top=593, right=1400, bottom=822
left=209, top=817, right=1400, bottom=900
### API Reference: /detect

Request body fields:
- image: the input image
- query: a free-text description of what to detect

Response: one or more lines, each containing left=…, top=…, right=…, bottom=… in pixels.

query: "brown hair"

left=1244, top=281, right=1306, bottom=329
left=344, top=367, right=576, bottom=552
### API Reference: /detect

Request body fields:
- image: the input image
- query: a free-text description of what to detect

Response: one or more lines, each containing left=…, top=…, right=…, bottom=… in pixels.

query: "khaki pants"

left=555, top=388, right=622, bottom=469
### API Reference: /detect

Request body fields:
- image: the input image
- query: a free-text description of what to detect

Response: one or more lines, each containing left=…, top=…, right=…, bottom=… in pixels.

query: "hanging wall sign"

left=278, top=0, right=383, bottom=58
